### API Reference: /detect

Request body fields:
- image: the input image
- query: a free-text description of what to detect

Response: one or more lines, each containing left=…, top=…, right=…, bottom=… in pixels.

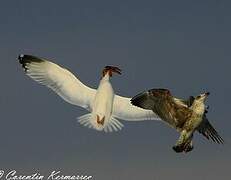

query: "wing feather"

left=131, top=89, right=191, bottom=128
left=197, top=116, right=224, bottom=144
left=18, top=54, right=96, bottom=110
left=112, top=94, right=160, bottom=121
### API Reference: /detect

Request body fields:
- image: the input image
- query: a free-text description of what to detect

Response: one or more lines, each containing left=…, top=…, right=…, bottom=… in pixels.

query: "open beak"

left=200, top=92, right=210, bottom=100
left=103, top=66, right=122, bottom=77
left=205, top=92, right=210, bottom=96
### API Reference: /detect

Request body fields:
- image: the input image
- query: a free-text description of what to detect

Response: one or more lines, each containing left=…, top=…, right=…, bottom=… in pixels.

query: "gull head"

left=102, top=66, right=121, bottom=77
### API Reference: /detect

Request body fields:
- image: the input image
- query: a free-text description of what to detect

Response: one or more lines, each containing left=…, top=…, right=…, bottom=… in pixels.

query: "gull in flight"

left=131, top=89, right=223, bottom=153
left=18, top=54, right=160, bottom=132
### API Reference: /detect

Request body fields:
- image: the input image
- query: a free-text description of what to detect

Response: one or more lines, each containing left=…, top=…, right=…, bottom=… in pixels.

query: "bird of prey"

left=131, top=89, right=223, bottom=153
left=18, top=54, right=160, bottom=132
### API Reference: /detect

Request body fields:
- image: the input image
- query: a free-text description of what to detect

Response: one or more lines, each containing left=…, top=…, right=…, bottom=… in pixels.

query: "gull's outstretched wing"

left=112, top=94, right=160, bottom=121
left=18, top=54, right=96, bottom=110
left=197, top=116, right=224, bottom=144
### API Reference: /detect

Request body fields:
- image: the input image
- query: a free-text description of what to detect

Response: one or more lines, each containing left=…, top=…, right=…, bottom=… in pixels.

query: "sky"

left=0, top=0, right=230, bottom=179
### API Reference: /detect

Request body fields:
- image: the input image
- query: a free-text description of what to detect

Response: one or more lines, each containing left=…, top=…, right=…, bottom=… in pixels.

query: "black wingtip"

left=18, top=54, right=27, bottom=71
left=18, top=54, right=44, bottom=71
left=18, top=54, right=44, bottom=63
left=18, top=54, right=24, bottom=60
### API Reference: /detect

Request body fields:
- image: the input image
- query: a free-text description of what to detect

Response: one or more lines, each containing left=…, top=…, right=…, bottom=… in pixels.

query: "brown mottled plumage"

left=131, top=89, right=223, bottom=153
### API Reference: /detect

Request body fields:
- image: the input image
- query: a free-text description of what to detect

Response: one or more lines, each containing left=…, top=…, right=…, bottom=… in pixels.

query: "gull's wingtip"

left=18, top=54, right=44, bottom=63
left=18, top=54, right=25, bottom=64
left=18, top=54, right=24, bottom=59
left=18, top=54, right=45, bottom=72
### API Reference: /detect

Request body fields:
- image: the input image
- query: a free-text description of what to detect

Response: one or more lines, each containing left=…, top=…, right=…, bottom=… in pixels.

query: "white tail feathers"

left=104, top=116, right=124, bottom=133
left=77, top=113, right=94, bottom=129
left=77, top=114, right=124, bottom=132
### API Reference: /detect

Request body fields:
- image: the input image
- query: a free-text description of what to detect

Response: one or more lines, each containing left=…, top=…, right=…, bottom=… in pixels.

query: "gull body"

left=91, top=72, right=114, bottom=131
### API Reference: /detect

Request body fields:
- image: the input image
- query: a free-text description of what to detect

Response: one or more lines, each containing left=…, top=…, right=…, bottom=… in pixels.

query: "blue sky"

left=0, top=1, right=230, bottom=179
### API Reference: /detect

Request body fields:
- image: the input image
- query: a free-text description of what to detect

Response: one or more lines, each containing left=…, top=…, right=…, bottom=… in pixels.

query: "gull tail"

left=103, top=116, right=124, bottom=133
left=77, top=113, right=124, bottom=132
left=77, top=113, right=94, bottom=129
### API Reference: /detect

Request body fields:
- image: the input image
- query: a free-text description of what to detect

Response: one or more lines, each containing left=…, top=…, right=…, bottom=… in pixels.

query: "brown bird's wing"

left=197, top=115, right=224, bottom=144
left=173, top=96, right=195, bottom=107
left=131, top=89, right=191, bottom=128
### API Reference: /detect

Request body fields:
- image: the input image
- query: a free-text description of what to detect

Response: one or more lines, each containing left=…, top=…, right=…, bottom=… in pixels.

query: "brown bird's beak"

left=205, top=92, right=210, bottom=96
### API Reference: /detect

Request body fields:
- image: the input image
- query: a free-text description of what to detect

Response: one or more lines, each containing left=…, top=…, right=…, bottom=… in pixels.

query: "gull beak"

left=102, top=66, right=122, bottom=77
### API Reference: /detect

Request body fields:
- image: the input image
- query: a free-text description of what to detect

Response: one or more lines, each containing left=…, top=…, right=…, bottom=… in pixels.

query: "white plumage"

left=19, top=54, right=160, bottom=132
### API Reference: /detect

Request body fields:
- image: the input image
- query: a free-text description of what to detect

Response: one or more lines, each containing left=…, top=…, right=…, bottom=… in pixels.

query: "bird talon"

left=184, top=145, right=194, bottom=153
left=172, top=145, right=184, bottom=153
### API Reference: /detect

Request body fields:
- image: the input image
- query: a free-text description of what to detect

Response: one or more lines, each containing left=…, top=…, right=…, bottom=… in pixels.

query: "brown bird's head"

left=195, top=92, right=210, bottom=102
left=191, top=92, right=210, bottom=114
left=102, top=66, right=121, bottom=77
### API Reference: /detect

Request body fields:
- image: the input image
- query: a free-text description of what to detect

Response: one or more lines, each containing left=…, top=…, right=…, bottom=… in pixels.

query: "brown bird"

left=131, top=89, right=223, bottom=153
